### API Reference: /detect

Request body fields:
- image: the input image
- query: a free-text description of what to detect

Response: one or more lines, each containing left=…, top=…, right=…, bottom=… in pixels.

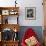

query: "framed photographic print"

left=2, top=10, right=9, bottom=15
left=25, top=7, right=36, bottom=20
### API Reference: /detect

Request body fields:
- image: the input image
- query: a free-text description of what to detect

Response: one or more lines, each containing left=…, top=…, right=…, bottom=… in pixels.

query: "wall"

left=18, top=0, right=44, bottom=26
left=0, top=0, right=44, bottom=26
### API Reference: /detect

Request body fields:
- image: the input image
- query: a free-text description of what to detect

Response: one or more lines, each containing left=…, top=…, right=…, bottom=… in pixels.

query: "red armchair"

left=21, top=28, right=41, bottom=46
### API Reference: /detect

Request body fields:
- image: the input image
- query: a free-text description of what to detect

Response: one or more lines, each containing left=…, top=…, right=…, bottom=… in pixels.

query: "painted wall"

left=18, top=0, right=44, bottom=26
left=0, top=0, right=44, bottom=26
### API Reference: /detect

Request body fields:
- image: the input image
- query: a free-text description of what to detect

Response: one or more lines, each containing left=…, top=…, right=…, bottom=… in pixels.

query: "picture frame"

left=0, top=15, right=1, bottom=24
left=2, top=10, right=9, bottom=15
left=9, top=10, right=18, bottom=15
left=0, top=32, right=1, bottom=41
left=25, top=7, right=36, bottom=20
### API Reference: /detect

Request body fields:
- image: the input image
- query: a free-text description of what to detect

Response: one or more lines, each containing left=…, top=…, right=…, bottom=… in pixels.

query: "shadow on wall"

left=18, top=26, right=43, bottom=44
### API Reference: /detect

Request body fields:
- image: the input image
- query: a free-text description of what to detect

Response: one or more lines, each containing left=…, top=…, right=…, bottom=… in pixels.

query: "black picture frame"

left=25, top=7, right=36, bottom=20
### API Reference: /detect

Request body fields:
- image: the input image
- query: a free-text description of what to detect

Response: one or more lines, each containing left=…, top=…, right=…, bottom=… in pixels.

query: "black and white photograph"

left=25, top=7, right=36, bottom=20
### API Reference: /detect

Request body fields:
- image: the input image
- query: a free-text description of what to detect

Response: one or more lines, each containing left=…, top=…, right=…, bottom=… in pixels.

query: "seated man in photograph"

left=27, top=9, right=33, bottom=18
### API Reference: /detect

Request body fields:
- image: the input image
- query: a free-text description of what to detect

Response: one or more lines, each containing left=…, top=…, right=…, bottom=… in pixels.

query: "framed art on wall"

left=25, top=7, right=36, bottom=20
left=0, top=15, right=1, bottom=24
left=2, top=10, right=9, bottom=15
